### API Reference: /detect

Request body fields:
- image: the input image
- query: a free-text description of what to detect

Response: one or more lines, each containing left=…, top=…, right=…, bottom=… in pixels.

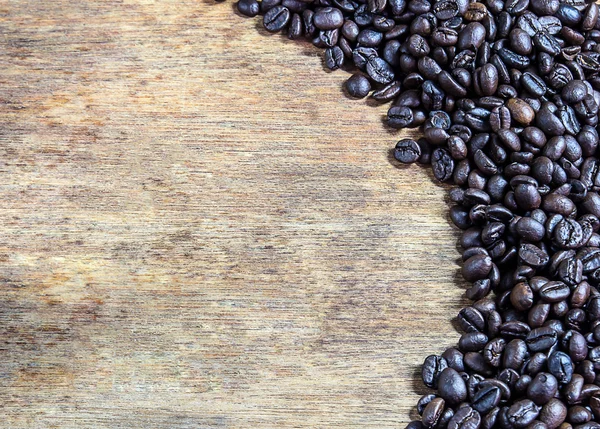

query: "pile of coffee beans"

left=231, top=0, right=600, bottom=427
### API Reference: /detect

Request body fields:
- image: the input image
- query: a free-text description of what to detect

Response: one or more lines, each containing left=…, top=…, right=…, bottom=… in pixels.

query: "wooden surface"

left=0, top=1, right=468, bottom=428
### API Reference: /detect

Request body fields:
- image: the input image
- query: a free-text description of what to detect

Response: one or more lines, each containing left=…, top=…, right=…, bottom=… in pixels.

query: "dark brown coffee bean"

left=423, top=398, right=446, bottom=428
left=540, top=399, right=568, bottom=429
left=458, top=22, right=486, bottom=51
left=366, top=57, right=394, bottom=84
left=526, top=327, right=557, bottom=353
left=473, top=385, right=502, bottom=414
left=394, top=139, right=421, bottom=164
left=504, top=339, right=529, bottom=369
left=345, top=73, right=371, bottom=98
left=458, top=307, right=485, bottom=333
left=527, top=373, right=558, bottom=405
left=423, top=355, right=448, bottom=388
left=432, top=148, right=455, bottom=182
left=442, top=348, right=465, bottom=372
left=263, top=5, right=291, bottom=32
left=448, top=406, right=482, bottom=429
left=509, top=29, right=533, bottom=55
left=463, top=254, right=493, bottom=282
left=238, top=0, right=260, bottom=17
left=459, top=332, right=489, bottom=352
left=313, top=7, right=344, bottom=30
left=564, top=374, right=585, bottom=404
left=372, top=81, right=401, bottom=101
left=483, top=337, right=506, bottom=367
left=508, top=399, right=541, bottom=428
left=438, top=368, right=468, bottom=405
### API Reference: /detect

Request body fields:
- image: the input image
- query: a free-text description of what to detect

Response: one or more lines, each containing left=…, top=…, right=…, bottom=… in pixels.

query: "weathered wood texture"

left=0, top=1, right=469, bottom=428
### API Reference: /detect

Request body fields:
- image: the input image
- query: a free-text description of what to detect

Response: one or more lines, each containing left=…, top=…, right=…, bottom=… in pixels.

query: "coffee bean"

left=238, top=0, right=260, bottom=17
left=263, top=5, right=291, bottom=32
left=540, top=398, right=568, bottom=429
left=313, top=7, right=344, bottom=30
left=507, top=98, right=535, bottom=126
left=394, top=139, right=421, bottom=164
left=325, top=46, right=344, bottom=70
left=463, top=254, right=492, bottom=282
left=345, top=73, right=371, bottom=98
left=527, top=373, right=558, bottom=405
left=433, top=148, right=455, bottom=182
left=526, top=327, right=558, bottom=352
left=418, top=394, right=437, bottom=415
left=459, top=332, right=489, bottom=352
left=423, top=355, right=448, bottom=388
left=366, top=56, right=394, bottom=84
left=483, top=337, right=506, bottom=367
left=448, top=406, right=481, bottom=429
left=438, top=368, right=467, bottom=405
left=508, top=399, right=541, bottom=428
left=473, top=385, right=501, bottom=414
left=423, top=398, right=446, bottom=428
left=458, top=307, right=485, bottom=333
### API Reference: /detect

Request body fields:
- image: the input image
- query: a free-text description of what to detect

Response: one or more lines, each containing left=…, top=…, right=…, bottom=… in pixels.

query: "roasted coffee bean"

left=540, top=399, right=568, bottom=429
left=473, top=385, right=501, bottom=414
left=565, top=374, right=585, bottom=404
left=464, top=2, right=487, bottom=21
left=345, top=73, right=371, bottom=98
left=238, top=0, right=260, bottom=17
left=433, top=148, right=455, bottom=182
left=522, top=73, right=547, bottom=98
left=562, top=81, right=588, bottom=104
left=508, top=399, right=541, bottom=428
left=463, top=254, right=493, bottom=282
left=394, top=139, right=421, bottom=164
left=483, top=337, right=506, bottom=367
left=510, top=29, right=533, bottom=56
left=263, top=5, right=291, bottom=32
left=527, top=373, right=558, bottom=405
left=325, top=46, right=344, bottom=70
left=534, top=31, right=561, bottom=56
left=418, top=395, right=438, bottom=416
left=423, top=398, right=446, bottom=428
left=442, top=347, right=465, bottom=372
left=313, top=7, right=344, bottom=30
left=260, top=0, right=281, bottom=14
left=432, top=27, right=458, bottom=47
left=366, top=57, right=394, bottom=84
left=526, top=327, right=558, bottom=353
left=530, top=0, right=559, bottom=15
left=423, top=355, right=448, bottom=388
left=507, top=98, right=535, bottom=126
left=372, top=81, right=401, bottom=101
left=548, top=352, right=574, bottom=384
left=458, top=22, right=486, bottom=51
left=458, top=307, right=485, bottom=333
left=504, top=339, right=529, bottom=369
left=459, top=332, right=489, bottom=352
left=448, top=406, right=481, bottom=429
left=438, top=368, right=467, bottom=405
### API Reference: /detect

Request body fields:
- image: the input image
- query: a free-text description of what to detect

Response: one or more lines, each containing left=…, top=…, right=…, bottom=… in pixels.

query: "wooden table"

left=0, top=1, right=468, bottom=427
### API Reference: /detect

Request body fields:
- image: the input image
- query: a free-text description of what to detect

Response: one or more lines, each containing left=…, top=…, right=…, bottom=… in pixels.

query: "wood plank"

left=0, top=1, right=468, bottom=427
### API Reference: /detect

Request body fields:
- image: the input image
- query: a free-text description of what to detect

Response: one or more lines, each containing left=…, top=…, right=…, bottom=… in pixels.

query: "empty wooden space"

left=0, top=1, right=467, bottom=428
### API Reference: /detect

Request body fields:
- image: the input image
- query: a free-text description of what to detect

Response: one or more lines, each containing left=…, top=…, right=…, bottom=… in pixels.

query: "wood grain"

left=0, top=1, right=468, bottom=428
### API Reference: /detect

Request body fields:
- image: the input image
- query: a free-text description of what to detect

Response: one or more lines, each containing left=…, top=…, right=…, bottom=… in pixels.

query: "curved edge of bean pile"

left=222, top=0, right=600, bottom=427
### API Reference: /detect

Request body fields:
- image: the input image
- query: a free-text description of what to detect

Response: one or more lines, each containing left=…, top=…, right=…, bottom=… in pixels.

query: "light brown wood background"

left=0, top=1, right=469, bottom=427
